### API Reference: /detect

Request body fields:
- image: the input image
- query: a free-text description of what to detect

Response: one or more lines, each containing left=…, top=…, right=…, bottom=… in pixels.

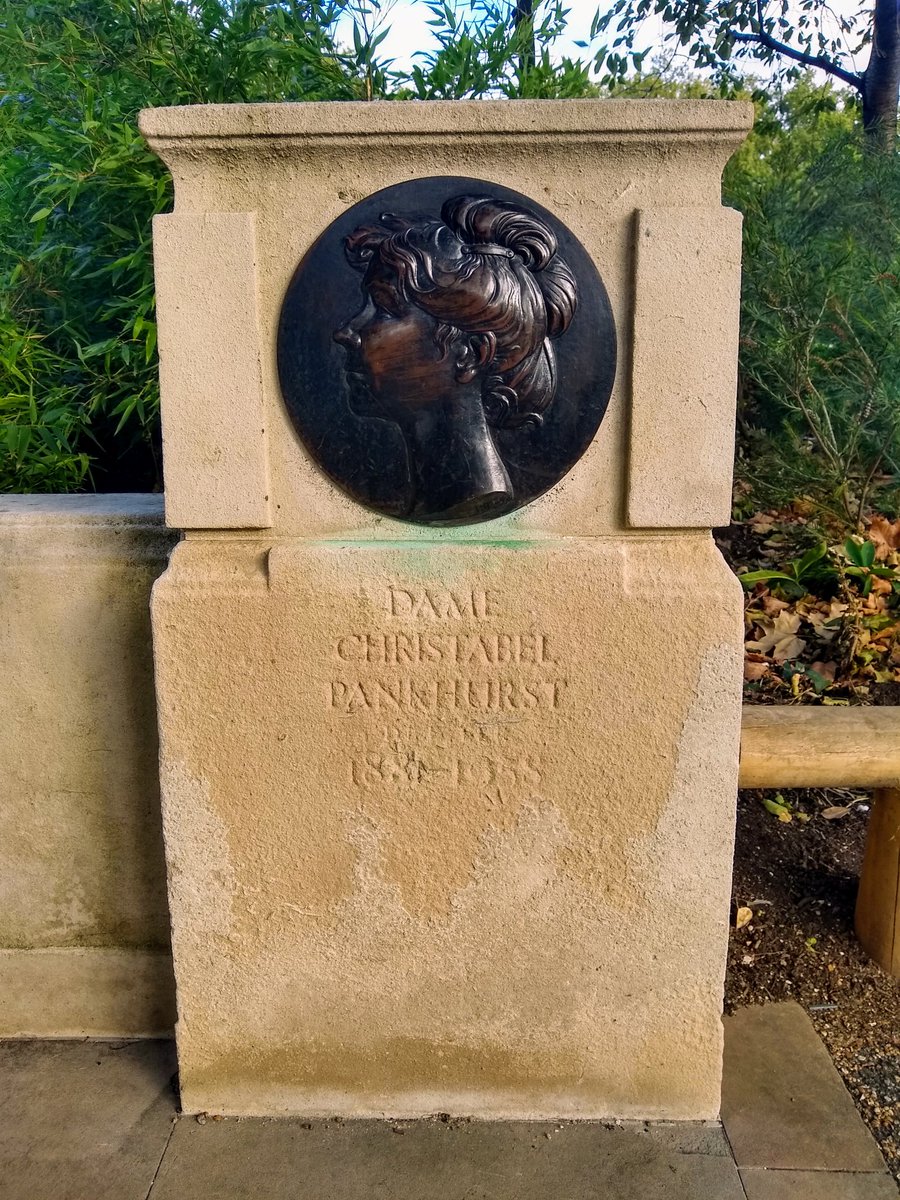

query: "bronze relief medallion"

left=277, top=177, right=616, bottom=527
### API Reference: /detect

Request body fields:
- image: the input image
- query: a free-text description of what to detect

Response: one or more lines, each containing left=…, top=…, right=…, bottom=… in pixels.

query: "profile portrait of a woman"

left=333, top=195, right=578, bottom=526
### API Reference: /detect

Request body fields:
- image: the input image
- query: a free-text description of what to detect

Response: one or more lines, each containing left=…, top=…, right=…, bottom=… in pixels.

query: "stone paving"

left=0, top=1003, right=895, bottom=1199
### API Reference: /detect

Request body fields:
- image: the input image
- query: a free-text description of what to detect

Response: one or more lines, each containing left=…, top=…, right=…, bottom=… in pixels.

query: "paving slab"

left=722, top=1001, right=888, bottom=1172
left=0, top=1038, right=176, bottom=1200
left=740, top=1168, right=899, bottom=1199
left=1, top=1007, right=895, bottom=1198
left=150, top=1117, right=746, bottom=1200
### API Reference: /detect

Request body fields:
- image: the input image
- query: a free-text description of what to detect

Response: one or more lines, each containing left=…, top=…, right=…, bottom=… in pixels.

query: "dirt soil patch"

left=727, top=786, right=900, bottom=1181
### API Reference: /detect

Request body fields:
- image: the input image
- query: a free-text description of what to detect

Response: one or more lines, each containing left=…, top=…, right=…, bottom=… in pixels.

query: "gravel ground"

left=726, top=786, right=900, bottom=1181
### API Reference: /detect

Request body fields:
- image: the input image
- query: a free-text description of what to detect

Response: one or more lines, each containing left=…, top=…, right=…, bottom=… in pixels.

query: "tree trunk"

left=862, top=0, right=900, bottom=148
left=512, top=0, right=535, bottom=75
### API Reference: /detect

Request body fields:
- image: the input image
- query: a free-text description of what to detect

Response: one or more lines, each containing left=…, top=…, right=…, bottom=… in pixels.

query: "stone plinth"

left=143, top=100, right=752, bottom=1118
left=0, top=495, right=177, bottom=1036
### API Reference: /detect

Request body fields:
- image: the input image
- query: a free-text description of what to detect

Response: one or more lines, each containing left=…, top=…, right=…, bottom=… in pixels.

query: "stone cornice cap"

left=139, top=98, right=754, bottom=150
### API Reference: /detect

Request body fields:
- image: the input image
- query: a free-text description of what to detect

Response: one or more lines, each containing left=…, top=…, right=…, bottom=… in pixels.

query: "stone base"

left=0, top=948, right=175, bottom=1037
left=0, top=496, right=175, bottom=1019
left=3, top=1004, right=894, bottom=1199
left=152, top=533, right=742, bottom=1118
left=152, top=1117, right=747, bottom=1199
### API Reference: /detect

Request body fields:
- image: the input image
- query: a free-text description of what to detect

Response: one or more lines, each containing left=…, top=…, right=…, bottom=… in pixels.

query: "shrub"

left=0, top=0, right=358, bottom=491
left=4, top=7, right=896, bottom=515
left=725, top=82, right=900, bottom=523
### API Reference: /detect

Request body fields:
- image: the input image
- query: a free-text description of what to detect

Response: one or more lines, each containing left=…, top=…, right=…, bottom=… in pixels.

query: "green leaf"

left=804, top=666, right=831, bottom=694
left=737, top=569, right=796, bottom=587
left=763, top=794, right=793, bottom=822
left=794, top=541, right=828, bottom=577
left=844, top=538, right=875, bottom=568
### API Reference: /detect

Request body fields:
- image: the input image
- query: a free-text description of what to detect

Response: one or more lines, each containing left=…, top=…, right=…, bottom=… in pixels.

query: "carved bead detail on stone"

left=277, top=178, right=616, bottom=527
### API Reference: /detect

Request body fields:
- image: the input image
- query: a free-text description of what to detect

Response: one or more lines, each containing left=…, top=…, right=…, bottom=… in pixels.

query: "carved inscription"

left=330, top=677, right=565, bottom=714
left=327, top=585, right=568, bottom=717
left=350, top=753, right=543, bottom=789
left=336, top=633, right=557, bottom=667
left=387, top=587, right=500, bottom=619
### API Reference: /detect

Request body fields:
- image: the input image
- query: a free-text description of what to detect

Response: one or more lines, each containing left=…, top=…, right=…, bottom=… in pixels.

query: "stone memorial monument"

left=143, top=99, right=752, bottom=1119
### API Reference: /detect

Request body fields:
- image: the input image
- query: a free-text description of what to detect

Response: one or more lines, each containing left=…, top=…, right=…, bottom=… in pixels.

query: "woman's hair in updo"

left=344, top=196, right=577, bottom=429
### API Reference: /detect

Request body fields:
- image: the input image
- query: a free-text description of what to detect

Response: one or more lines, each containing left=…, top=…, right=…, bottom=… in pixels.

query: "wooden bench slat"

left=739, top=706, right=900, bottom=789
left=737, top=705, right=900, bottom=977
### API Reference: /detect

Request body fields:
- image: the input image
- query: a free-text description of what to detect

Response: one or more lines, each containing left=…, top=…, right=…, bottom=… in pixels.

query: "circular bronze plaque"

left=277, top=177, right=616, bottom=527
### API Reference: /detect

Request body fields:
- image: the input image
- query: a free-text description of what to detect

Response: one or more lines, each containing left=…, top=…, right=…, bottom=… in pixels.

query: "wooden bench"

left=740, top=706, right=900, bottom=977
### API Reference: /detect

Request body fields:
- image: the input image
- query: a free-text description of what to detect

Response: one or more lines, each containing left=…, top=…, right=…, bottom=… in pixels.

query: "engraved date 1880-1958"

left=349, top=752, right=543, bottom=790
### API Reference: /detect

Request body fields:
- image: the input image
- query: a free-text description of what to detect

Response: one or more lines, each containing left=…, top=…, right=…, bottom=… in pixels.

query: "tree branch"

left=731, top=27, right=863, bottom=90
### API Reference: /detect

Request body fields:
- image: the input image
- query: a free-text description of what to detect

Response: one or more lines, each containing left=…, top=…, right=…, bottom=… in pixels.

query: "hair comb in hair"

left=472, top=244, right=515, bottom=258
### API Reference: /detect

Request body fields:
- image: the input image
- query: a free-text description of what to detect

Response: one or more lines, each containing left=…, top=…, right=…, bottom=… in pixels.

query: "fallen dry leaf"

left=748, top=512, right=777, bottom=534
left=868, top=515, right=900, bottom=561
left=822, top=806, right=851, bottom=820
left=805, top=600, right=847, bottom=643
left=753, top=611, right=807, bottom=662
left=863, top=592, right=887, bottom=614
left=762, top=594, right=791, bottom=616
left=743, top=659, right=770, bottom=682
left=735, top=906, right=754, bottom=929
left=810, top=660, right=837, bottom=682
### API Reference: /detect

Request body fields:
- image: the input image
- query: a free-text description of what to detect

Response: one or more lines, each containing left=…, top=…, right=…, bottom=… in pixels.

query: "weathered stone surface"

left=0, top=496, right=176, bottom=1035
left=0, top=1038, right=176, bottom=1200
left=152, top=212, right=271, bottom=530
left=151, top=1117, right=747, bottom=1200
left=0, top=1027, right=893, bottom=1197
left=722, top=1003, right=888, bottom=1172
left=0, top=948, right=175, bottom=1037
left=628, top=206, right=743, bottom=528
left=740, top=1169, right=898, bottom=1199
left=145, top=99, right=750, bottom=1118
left=153, top=534, right=742, bottom=1117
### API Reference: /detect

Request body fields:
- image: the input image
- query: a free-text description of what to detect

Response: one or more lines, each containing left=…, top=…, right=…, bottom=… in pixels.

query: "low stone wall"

left=0, top=495, right=177, bottom=1036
